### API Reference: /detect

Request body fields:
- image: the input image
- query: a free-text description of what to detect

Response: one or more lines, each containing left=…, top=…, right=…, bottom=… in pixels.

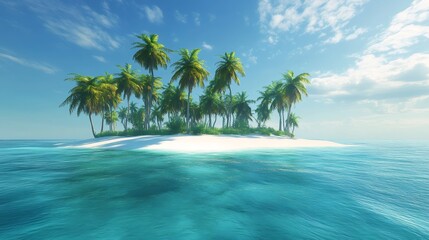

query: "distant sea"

left=1, top=140, right=428, bottom=239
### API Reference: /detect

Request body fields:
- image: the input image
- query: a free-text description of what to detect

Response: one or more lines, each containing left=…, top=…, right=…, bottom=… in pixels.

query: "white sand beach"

left=61, top=135, right=345, bottom=153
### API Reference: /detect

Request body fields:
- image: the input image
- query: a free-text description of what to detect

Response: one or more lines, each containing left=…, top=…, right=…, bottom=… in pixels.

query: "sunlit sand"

left=62, top=135, right=345, bottom=153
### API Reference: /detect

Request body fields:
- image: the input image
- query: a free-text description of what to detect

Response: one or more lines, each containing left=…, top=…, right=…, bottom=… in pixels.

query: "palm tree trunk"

left=228, top=86, right=232, bottom=128
left=278, top=109, right=282, bottom=131
left=109, top=107, right=113, bottom=131
left=146, top=95, right=150, bottom=130
left=213, top=115, right=217, bottom=128
left=292, top=125, right=295, bottom=135
left=100, top=111, right=105, bottom=133
left=209, top=114, right=212, bottom=127
left=89, top=113, right=96, bottom=138
left=187, top=87, right=191, bottom=134
left=286, top=105, right=292, bottom=133
left=145, top=96, right=150, bottom=130
left=147, top=69, right=154, bottom=130
left=282, top=108, right=286, bottom=132
left=126, top=95, right=130, bottom=131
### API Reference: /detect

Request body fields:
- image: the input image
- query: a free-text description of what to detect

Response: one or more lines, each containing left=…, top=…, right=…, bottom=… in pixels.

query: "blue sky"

left=0, top=0, right=428, bottom=140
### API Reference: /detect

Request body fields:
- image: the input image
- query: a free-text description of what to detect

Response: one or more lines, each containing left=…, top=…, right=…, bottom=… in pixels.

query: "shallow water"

left=0, top=140, right=428, bottom=239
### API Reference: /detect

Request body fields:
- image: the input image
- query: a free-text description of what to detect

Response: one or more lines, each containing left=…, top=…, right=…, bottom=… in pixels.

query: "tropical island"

left=61, top=33, right=311, bottom=141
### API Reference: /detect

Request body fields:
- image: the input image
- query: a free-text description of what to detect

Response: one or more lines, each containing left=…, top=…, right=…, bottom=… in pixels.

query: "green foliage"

left=95, top=130, right=124, bottom=137
left=232, top=91, right=254, bottom=128
left=133, top=34, right=170, bottom=73
left=95, top=129, right=171, bottom=138
left=214, top=52, right=245, bottom=91
left=200, top=127, right=221, bottom=135
left=95, top=126, right=291, bottom=138
left=190, top=123, right=206, bottom=135
left=253, top=127, right=287, bottom=136
left=166, top=116, right=186, bottom=134
left=161, top=83, right=186, bottom=115
left=61, top=32, right=310, bottom=139
left=171, top=48, right=209, bottom=132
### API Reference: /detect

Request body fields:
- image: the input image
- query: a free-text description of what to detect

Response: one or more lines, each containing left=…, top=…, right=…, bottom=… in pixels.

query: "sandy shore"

left=61, top=135, right=345, bottom=153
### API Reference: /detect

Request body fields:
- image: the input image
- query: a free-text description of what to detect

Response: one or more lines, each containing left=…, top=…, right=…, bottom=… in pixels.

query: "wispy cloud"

left=344, top=27, right=367, bottom=41
left=44, top=20, right=119, bottom=50
left=242, top=49, right=257, bottom=64
left=193, top=12, right=201, bottom=26
left=175, top=10, right=187, bottom=23
left=367, top=0, right=429, bottom=54
left=0, top=52, right=57, bottom=74
left=202, top=42, right=213, bottom=50
left=143, top=5, right=163, bottom=23
left=310, top=0, right=429, bottom=113
left=18, top=0, right=120, bottom=50
left=258, top=0, right=368, bottom=44
left=93, top=55, right=106, bottom=63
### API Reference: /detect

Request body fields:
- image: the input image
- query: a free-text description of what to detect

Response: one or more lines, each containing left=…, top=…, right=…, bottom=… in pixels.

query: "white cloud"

left=20, top=0, right=120, bottom=50
left=310, top=0, right=429, bottom=113
left=258, top=0, right=368, bottom=44
left=202, top=42, right=213, bottom=50
left=267, top=34, right=278, bottom=44
left=175, top=10, right=187, bottom=23
left=93, top=55, right=106, bottom=63
left=242, top=49, right=258, bottom=64
left=357, top=95, right=429, bottom=114
left=143, top=5, right=163, bottom=23
left=44, top=20, right=119, bottom=50
left=82, top=5, right=117, bottom=28
left=0, top=52, right=57, bottom=74
left=367, top=0, right=429, bottom=54
left=193, top=12, right=201, bottom=26
left=344, top=27, right=367, bottom=41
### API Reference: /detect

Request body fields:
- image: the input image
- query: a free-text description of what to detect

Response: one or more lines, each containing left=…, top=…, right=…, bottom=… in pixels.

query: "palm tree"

left=171, top=49, right=209, bottom=133
left=188, top=100, right=203, bottom=126
left=232, top=92, right=254, bottom=128
left=60, top=74, right=103, bottom=137
left=133, top=34, right=170, bottom=130
left=151, top=103, right=164, bottom=130
left=200, top=83, right=221, bottom=128
left=214, top=52, right=245, bottom=128
left=97, top=73, right=121, bottom=133
left=137, top=74, right=163, bottom=130
left=115, top=64, right=141, bottom=132
left=128, top=102, right=139, bottom=128
left=160, top=83, right=186, bottom=118
left=256, top=87, right=273, bottom=127
left=267, top=81, right=288, bottom=131
left=255, top=103, right=270, bottom=128
left=118, top=107, right=128, bottom=130
left=104, top=110, right=118, bottom=131
left=288, top=113, right=300, bottom=135
left=282, top=71, right=310, bottom=131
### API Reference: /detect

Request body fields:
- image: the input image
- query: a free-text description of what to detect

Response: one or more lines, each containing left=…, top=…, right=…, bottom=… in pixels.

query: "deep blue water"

left=0, top=140, right=428, bottom=239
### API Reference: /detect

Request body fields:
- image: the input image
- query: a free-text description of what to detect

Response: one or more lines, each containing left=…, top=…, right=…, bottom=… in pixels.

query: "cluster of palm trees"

left=256, top=71, right=310, bottom=135
left=61, top=33, right=310, bottom=137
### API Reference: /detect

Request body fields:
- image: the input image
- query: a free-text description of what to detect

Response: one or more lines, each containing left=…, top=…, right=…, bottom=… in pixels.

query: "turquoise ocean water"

left=0, top=140, right=428, bottom=239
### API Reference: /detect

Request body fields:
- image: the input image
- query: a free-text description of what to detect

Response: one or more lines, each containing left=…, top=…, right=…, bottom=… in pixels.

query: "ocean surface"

left=0, top=140, right=428, bottom=239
